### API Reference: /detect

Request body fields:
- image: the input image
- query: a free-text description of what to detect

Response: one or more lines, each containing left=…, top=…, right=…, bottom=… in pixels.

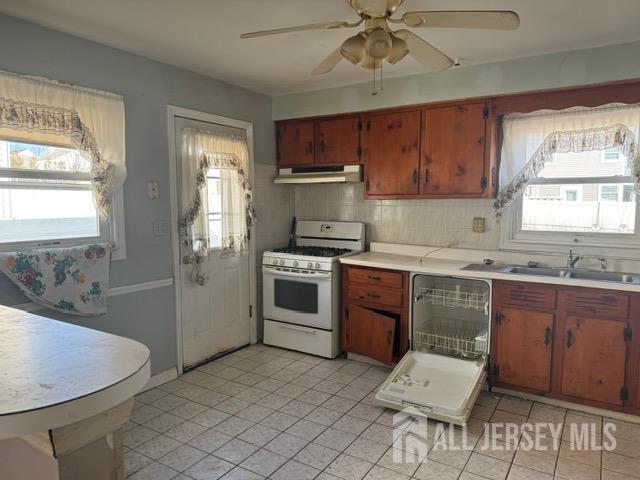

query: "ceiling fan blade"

left=241, top=20, right=360, bottom=39
left=395, top=11, right=520, bottom=30
left=311, top=48, right=343, bottom=75
left=394, top=30, right=454, bottom=71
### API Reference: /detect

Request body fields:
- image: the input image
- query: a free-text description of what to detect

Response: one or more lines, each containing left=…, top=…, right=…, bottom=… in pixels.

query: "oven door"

left=263, top=266, right=333, bottom=330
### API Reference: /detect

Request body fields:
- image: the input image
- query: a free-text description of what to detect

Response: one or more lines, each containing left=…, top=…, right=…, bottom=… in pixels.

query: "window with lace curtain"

left=496, top=104, right=640, bottom=251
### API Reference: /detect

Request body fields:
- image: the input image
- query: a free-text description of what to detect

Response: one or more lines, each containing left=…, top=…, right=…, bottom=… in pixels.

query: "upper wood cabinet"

left=316, top=116, right=361, bottom=165
left=421, top=102, right=489, bottom=196
left=362, top=110, right=421, bottom=196
left=276, top=120, right=315, bottom=167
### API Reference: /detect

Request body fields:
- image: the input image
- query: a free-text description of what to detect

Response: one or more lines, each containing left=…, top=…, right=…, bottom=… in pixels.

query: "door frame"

left=167, top=105, right=257, bottom=375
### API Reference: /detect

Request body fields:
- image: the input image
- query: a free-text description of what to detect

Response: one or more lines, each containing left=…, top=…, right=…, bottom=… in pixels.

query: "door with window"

left=175, top=117, right=252, bottom=368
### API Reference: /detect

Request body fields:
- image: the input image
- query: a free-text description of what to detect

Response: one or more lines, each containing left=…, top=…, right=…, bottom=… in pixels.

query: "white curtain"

left=494, top=103, right=640, bottom=219
left=0, top=69, right=126, bottom=215
left=179, top=127, right=254, bottom=278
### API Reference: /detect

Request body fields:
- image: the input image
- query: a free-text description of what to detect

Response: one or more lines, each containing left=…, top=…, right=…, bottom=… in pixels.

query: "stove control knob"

left=315, top=263, right=321, bottom=269
left=279, top=259, right=285, bottom=266
left=307, top=262, right=313, bottom=269
left=272, top=258, right=279, bottom=265
left=293, top=261, right=299, bottom=267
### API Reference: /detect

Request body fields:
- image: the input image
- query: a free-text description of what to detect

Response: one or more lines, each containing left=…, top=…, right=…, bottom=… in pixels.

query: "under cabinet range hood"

left=274, top=165, right=362, bottom=184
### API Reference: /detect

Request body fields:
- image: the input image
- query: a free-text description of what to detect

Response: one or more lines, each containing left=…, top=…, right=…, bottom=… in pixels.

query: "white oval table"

left=0, top=305, right=150, bottom=480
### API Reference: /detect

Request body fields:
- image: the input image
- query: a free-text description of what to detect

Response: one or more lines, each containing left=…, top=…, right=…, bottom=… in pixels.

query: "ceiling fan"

left=241, top=0, right=520, bottom=93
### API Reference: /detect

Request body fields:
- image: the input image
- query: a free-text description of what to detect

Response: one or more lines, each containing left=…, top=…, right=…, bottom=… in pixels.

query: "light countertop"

left=340, top=245, right=640, bottom=293
left=0, top=306, right=150, bottom=439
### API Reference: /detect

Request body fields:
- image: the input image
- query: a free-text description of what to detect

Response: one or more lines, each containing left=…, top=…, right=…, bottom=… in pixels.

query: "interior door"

left=421, top=102, right=487, bottom=195
left=344, top=305, right=395, bottom=364
left=277, top=120, right=315, bottom=167
left=316, top=116, right=361, bottom=165
left=175, top=117, right=251, bottom=368
left=363, top=110, right=421, bottom=195
left=561, top=316, right=628, bottom=406
left=494, top=307, right=554, bottom=392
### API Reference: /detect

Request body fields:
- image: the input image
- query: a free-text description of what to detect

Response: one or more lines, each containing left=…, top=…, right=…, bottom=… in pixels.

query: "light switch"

left=472, top=217, right=487, bottom=233
left=148, top=181, right=159, bottom=199
left=152, top=220, right=169, bottom=237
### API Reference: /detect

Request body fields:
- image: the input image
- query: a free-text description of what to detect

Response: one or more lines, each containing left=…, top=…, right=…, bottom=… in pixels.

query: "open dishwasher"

left=375, top=274, right=491, bottom=425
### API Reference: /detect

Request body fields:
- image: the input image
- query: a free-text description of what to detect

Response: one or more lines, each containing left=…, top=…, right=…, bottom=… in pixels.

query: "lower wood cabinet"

left=342, top=265, right=409, bottom=365
left=493, top=307, right=553, bottom=393
left=560, top=316, right=628, bottom=406
left=492, top=280, right=639, bottom=413
left=343, top=305, right=396, bottom=364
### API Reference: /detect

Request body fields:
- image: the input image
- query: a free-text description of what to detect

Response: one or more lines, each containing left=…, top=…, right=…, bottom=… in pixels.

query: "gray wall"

left=273, top=40, right=640, bottom=119
left=0, top=13, right=287, bottom=375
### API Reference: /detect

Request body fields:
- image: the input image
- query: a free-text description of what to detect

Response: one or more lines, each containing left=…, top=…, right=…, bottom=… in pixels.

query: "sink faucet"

left=567, top=249, right=582, bottom=268
left=596, top=256, right=608, bottom=271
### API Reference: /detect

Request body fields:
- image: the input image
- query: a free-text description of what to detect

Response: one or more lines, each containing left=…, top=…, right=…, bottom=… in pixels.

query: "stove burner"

left=271, top=246, right=352, bottom=257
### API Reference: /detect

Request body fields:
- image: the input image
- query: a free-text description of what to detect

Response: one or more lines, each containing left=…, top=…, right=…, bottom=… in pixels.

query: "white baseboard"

left=140, top=367, right=178, bottom=392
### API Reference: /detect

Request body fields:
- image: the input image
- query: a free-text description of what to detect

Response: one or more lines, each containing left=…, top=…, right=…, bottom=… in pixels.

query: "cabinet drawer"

left=497, top=282, right=557, bottom=310
left=561, top=289, right=630, bottom=319
left=348, top=285, right=402, bottom=308
left=347, top=267, right=403, bottom=289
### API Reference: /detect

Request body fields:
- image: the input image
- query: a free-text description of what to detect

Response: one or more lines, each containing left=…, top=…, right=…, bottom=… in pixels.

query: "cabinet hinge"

left=480, top=176, right=488, bottom=190
left=621, top=386, right=629, bottom=403
left=624, top=327, right=632, bottom=342
left=357, top=146, right=362, bottom=158
left=493, top=364, right=500, bottom=378
left=249, top=305, right=253, bottom=317
left=483, top=106, right=489, bottom=119
left=357, top=121, right=363, bottom=132
left=495, top=312, right=502, bottom=325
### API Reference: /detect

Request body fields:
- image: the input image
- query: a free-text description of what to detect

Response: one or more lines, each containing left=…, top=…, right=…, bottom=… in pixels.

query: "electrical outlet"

left=152, top=220, right=169, bottom=237
left=148, top=181, right=159, bottom=199
left=472, top=217, right=487, bottom=233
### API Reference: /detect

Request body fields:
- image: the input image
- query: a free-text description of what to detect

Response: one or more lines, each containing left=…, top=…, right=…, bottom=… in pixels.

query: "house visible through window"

left=521, top=149, right=636, bottom=235
left=0, top=139, right=105, bottom=245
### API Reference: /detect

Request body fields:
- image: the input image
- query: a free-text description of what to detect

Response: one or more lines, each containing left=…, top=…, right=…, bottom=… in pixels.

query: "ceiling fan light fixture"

left=340, top=33, right=366, bottom=65
left=365, top=28, right=392, bottom=59
left=386, top=33, right=409, bottom=64
left=360, top=51, right=383, bottom=70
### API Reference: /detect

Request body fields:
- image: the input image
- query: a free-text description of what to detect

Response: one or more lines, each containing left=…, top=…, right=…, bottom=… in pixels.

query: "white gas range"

left=262, top=220, right=365, bottom=358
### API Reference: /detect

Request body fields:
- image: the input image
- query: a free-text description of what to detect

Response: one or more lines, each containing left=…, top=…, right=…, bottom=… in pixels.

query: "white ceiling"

left=2, top=0, right=640, bottom=96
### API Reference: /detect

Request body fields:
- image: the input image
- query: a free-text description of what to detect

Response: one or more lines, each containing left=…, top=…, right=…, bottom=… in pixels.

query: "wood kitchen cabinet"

left=342, top=265, right=409, bottom=364
left=276, top=120, right=315, bottom=166
left=421, top=102, right=489, bottom=196
left=316, top=116, right=361, bottom=165
left=492, top=280, right=640, bottom=413
left=362, top=110, right=421, bottom=196
left=493, top=307, right=554, bottom=393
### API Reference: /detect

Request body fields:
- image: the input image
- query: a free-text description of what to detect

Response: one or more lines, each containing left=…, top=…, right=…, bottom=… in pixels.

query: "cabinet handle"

left=412, top=169, right=418, bottom=184
left=308, top=141, right=314, bottom=155
left=544, top=326, right=551, bottom=345
left=320, top=140, right=325, bottom=153
left=365, top=178, right=370, bottom=192
left=387, top=330, right=393, bottom=345
left=424, top=168, right=430, bottom=185
left=566, top=329, right=574, bottom=349
left=367, top=293, right=381, bottom=299
left=369, top=276, right=381, bottom=281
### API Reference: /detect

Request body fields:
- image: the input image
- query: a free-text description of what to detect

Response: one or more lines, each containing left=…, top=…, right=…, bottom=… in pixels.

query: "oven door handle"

left=276, top=323, right=318, bottom=334
left=263, top=267, right=332, bottom=280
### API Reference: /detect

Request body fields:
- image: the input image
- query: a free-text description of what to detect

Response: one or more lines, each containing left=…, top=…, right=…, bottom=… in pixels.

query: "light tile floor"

left=124, top=344, right=640, bottom=480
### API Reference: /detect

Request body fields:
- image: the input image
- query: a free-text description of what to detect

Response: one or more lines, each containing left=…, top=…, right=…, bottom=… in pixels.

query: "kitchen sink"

left=462, top=263, right=640, bottom=284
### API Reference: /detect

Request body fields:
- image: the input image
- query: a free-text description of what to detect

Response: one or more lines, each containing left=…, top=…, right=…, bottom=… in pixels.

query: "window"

left=205, top=168, right=222, bottom=250
left=0, top=139, right=125, bottom=257
left=600, top=185, right=619, bottom=202
left=623, top=185, right=635, bottom=203
left=564, top=189, right=578, bottom=202
left=602, top=148, right=621, bottom=162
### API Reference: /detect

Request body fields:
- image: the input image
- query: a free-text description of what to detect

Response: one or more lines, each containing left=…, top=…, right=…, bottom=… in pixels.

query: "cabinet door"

left=277, top=120, right=315, bottom=167
left=317, top=116, right=361, bottom=165
left=494, top=307, right=554, bottom=392
left=344, top=305, right=396, bottom=364
left=421, top=103, right=487, bottom=195
left=561, top=316, right=628, bottom=406
left=363, top=110, right=421, bottom=195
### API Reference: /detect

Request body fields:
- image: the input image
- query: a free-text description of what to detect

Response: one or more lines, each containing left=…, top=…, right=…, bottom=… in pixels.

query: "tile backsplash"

left=294, top=183, right=500, bottom=250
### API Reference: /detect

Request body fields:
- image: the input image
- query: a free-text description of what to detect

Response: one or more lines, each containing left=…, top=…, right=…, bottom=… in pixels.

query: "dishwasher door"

left=375, top=274, right=491, bottom=425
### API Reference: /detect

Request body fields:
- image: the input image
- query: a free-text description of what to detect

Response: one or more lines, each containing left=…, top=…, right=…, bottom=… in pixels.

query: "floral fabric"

left=0, top=244, right=111, bottom=315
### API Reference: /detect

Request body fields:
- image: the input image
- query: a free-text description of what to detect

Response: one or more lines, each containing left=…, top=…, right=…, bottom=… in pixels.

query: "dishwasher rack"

left=413, top=317, right=488, bottom=359
left=414, top=286, right=489, bottom=312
